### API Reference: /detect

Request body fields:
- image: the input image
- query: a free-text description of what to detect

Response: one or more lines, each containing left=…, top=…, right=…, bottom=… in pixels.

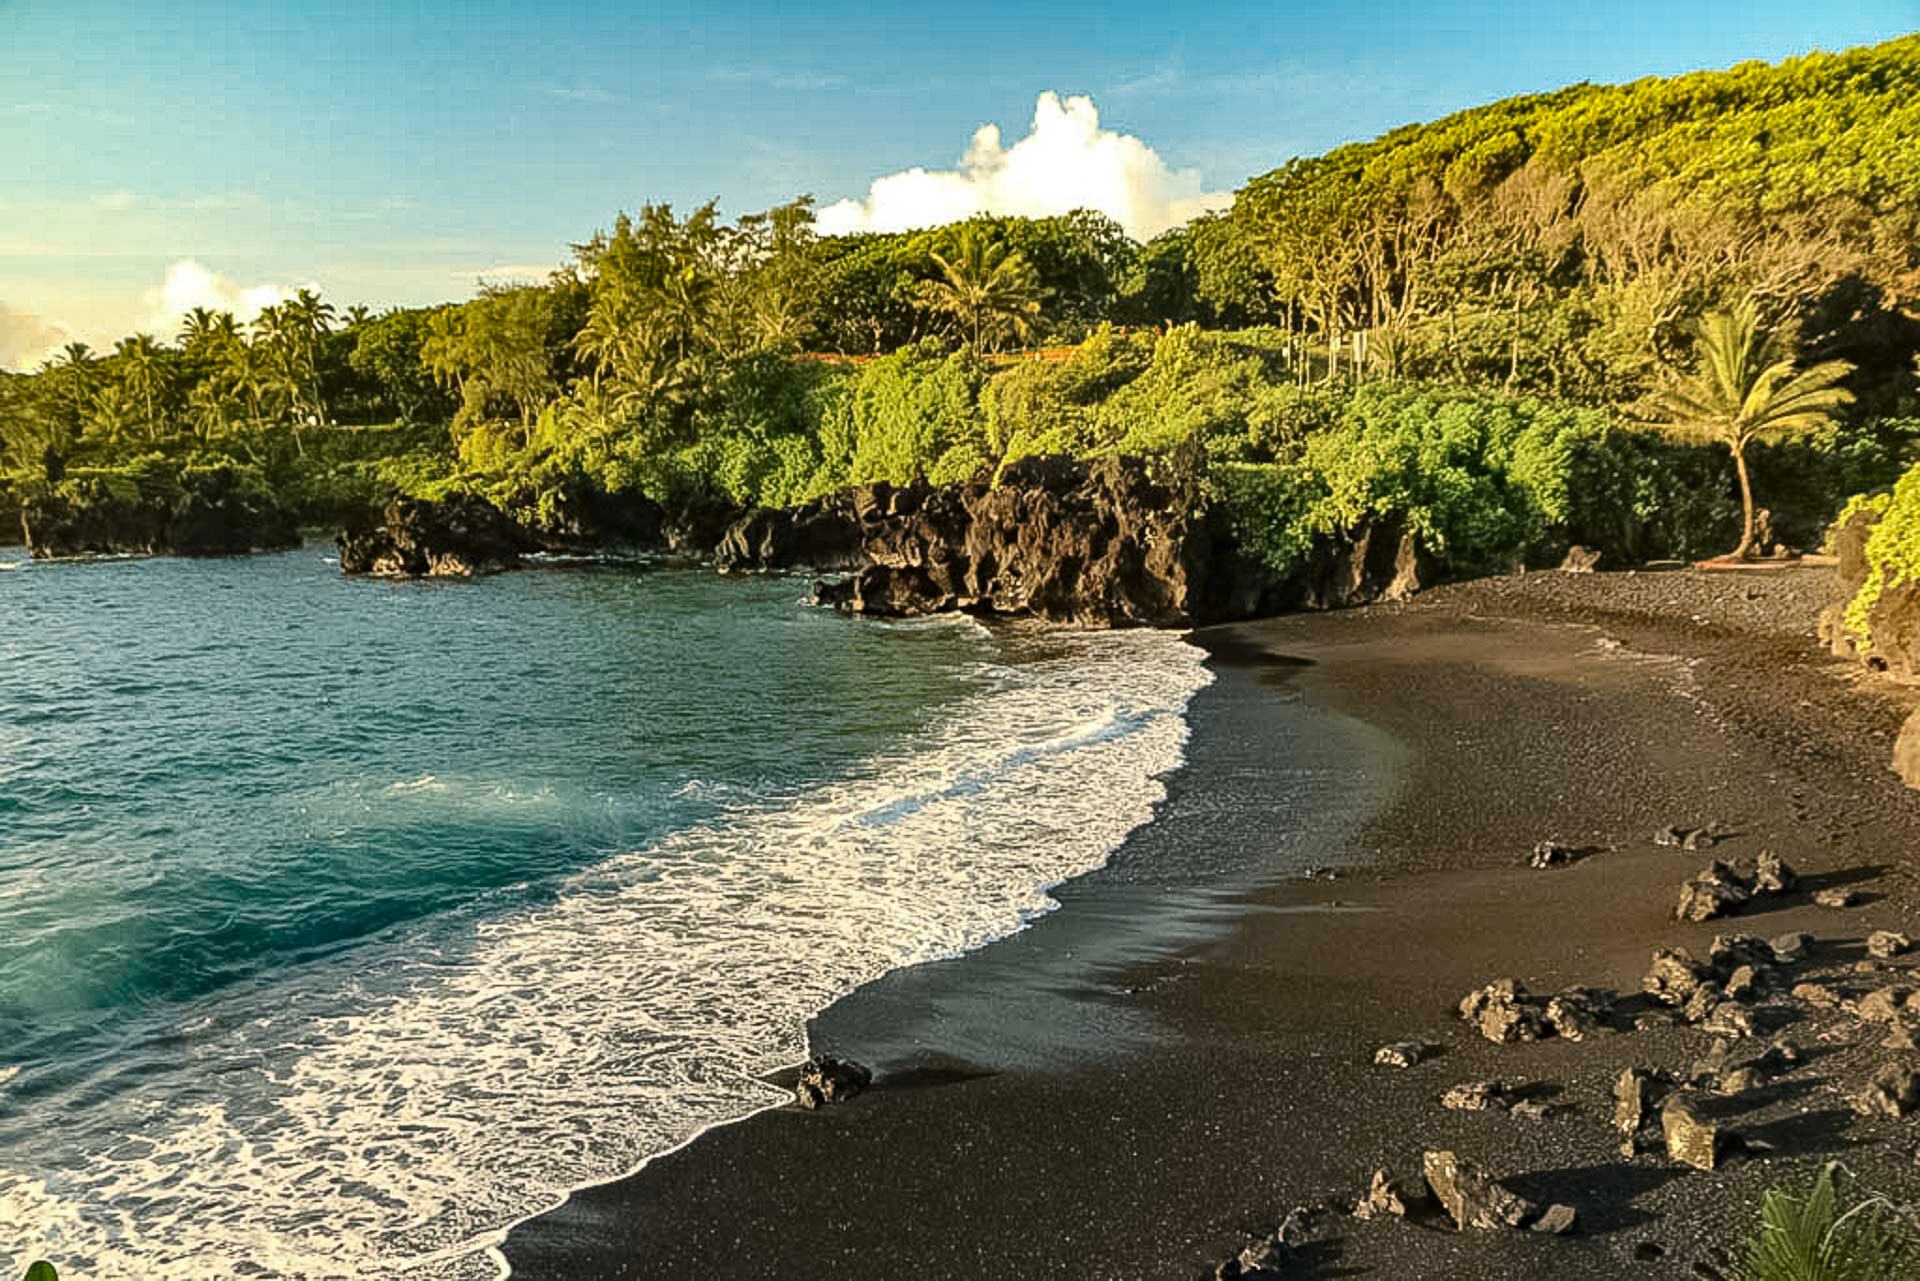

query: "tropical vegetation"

left=4, top=35, right=1917, bottom=572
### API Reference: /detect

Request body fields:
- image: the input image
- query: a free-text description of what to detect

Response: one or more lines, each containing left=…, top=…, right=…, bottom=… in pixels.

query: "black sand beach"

left=503, top=566, right=1920, bottom=1279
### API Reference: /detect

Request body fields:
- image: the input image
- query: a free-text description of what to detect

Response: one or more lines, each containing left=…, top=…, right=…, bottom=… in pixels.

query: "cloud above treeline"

left=0, top=304, right=72, bottom=372
left=136, top=260, right=315, bottom=338
left=815, top=92, right=1230, bottom=242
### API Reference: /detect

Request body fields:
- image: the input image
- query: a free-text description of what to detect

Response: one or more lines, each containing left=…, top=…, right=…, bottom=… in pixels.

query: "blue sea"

left=0, top=544, right=1209, bottom=1278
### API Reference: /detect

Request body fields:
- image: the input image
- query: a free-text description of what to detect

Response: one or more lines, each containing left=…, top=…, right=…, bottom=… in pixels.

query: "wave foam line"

left=0, top=629, right=1211, bottom=1279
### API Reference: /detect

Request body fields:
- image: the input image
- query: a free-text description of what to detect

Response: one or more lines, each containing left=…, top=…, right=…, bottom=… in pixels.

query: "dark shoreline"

left=503, top=566, right=1920, bottom=1280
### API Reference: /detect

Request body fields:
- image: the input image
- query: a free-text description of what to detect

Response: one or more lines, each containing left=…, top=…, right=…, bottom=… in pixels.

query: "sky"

left=2, top=0, right=1916, bottom=369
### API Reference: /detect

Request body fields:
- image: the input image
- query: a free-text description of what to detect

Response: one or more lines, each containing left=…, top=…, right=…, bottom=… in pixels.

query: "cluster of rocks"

left=1351, top=1152, right=1577, bottom=1235
left=1673, top=851, right=1797, bottom=922
left=792, top=1055, right=872, bottom=1110
left=1456, top=978, right=1613, bottom=1044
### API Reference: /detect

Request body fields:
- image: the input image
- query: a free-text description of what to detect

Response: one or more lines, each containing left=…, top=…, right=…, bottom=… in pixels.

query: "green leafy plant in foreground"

left=23, top=1263, right=56, bottom=1281
left=1742, top=1162, right=1920, bottom=1281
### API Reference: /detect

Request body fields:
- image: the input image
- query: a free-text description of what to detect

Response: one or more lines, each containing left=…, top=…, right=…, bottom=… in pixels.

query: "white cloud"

left=464, top=263, right=560, bottom=287
left=135, top=260, right=316, bottom=338
left=815, top=91, right=1230, bottom=242
left=0, top=304, right=72, bottom=372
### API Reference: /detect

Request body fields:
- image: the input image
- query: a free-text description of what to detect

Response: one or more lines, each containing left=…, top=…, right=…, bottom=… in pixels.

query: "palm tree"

left=55, top=342, right=95, bottom=432
left=912, top=225, right=1044, bottom=358
left=115, top=334, right=170, bottom=440
left=1651, top=299, right=1855, bottom=560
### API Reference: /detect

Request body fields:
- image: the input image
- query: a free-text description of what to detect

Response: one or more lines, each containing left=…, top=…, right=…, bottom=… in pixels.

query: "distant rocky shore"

left=19, top=466, right=299, bottom=558
left=329, top=455, right=1435, bottom=627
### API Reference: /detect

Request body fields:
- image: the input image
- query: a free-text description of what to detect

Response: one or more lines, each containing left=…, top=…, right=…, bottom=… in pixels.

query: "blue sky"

left=2, top=0, right=1915, bottom=366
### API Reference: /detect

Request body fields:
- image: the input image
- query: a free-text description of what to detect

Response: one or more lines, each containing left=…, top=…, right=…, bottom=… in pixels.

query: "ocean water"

left=0, top=544, right=1210, bottom=1278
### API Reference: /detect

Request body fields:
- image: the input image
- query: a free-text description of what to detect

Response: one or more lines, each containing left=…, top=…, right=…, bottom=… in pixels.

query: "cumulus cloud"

left=815, top=92, right=1229, bottom=242
left=0, top=304, right=72, bottom=372
left=136, top=260, right=315, bottom=338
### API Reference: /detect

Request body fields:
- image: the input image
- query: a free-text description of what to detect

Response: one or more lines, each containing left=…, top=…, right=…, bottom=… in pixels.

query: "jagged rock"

left=1754, top=851, right=1797, bottom=895
left=511, top=474, right=670, bottom=552
left=1715, top=1066, right=1765, bottom=1096
left=793, top=1055, right=872, bottom=1109
left=1711, top=934, right=1775, bottom=974
left=1683, top=986, right=1723, bottom=1025
left=723, top=456, right=1292, bottom=628
left=1855, top=987, right=1913, bottom=1023
left=1868, top=931, right=1912, bottom=959
left=1793, top=982, right=1841, bottom=1009
left=1661, top=1096, right=1720, bottom=1171
left=1458, top=979, right=1549, bottom=1043
left=1510, top=1101, right=1562, bottom=1122
left=1644, top=949, right=1714, bottom=1007
left=1528, top=840, right=1577, bottom=869
left=1531, top=1204, right=1579, bottom=1235
left=1770, top=932, right=1813, bottom=965
left=337, top=495, right=532, bottom=577
left=1852, top=1063, right=1920, bottom=1117
left=1441, top=1081, right=1511, bottom=1111
left=1883, top=1023, right=1919, bottom=1051
left=1353, top=1168, right=1427, bottom=1220
left=1676, top=862, right=1753, bottom=922
left=1724, top=965, right=1765, bottom=1003
left=1422, top=1150, right=1538, bottom=1231
left=1375, top=1041, right=1434, bottom=1068
left=1614, top=1068, right=1672, bottom=1136
left=1814, top=887, right=1861, bottom=909
left=1654, top=823, right=1728, bottom=851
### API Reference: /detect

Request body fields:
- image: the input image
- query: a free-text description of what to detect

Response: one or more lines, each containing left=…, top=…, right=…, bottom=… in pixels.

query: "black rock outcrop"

left=22, top=466, right=299, bottom=559
left=337, top=495, right=534, bottom=577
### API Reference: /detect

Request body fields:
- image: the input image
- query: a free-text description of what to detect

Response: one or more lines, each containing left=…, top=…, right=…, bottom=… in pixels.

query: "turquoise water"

left=0, top=545, right=1208, bottom=1278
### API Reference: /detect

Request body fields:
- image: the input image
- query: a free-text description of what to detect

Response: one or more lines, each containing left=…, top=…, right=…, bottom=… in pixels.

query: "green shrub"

left=1838, top=462, right=1920, bottom=648
left=1740, top=1162, right=1919, bottom=1281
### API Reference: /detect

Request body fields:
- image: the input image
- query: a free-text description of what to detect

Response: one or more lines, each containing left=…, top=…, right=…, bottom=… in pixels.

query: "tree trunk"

left=1732, top=443, right=1755, bottom=560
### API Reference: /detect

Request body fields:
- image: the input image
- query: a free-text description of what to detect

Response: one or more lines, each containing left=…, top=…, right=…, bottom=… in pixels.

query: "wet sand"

left=502, top=566, right=1920, bottom=1279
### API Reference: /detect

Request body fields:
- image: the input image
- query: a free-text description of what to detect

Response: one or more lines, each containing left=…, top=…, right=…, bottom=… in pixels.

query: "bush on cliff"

left=1832, top=461, right=1920, bottom=659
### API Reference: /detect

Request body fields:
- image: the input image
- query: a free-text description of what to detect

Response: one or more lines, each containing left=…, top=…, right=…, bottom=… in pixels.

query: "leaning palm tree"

left=913, top=225, right=1044, bottom=358
left=1651, top=299, right=1855, bottom=560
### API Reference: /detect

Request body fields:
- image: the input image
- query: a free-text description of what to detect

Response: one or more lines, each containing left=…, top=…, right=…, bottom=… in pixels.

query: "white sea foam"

left=0, top=628, right=1211, bottom=1279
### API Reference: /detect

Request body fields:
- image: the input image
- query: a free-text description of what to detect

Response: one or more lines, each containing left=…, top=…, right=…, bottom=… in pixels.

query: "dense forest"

left=4, top=34, right=1918, bottom=575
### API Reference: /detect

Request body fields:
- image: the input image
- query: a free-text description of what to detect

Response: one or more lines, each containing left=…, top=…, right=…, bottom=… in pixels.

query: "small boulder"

left=1559, top=546, right=1602, bottom=574
left=1814, top=887, right=1861, bottom=910
left=1531, top=1203, right=1579, bottom=1236
left=1770, top=932, right=1813, bottom=965
left=1884, top=1023, right=1919, bottom=1052
left=793, top=1055, right=872, bottom=1109
left=1375, top=1041, right=1434, bottom=1069
left=1793, top=982, right=1841, bottom=1009
left=1715, top=1066, right=1765, bottom=1096
left=1724, top=965, right=1764, bottom=1003
left=1855, top=987, right=1913, bottom=1023
left=1510, top=1100, right=1561, bottom=1122
left=1661, top=1095, right=1720, bottom=1171
left=1868, top=931, right=1912, bottom=959
left=1459, top=979, right=1549, bottom=1044
left=1852, top=1063, right=1920, bottom=1118
left=1676, top=862, right=1753, bottom=922
left=1441, top=1081, right=1511, bottom=1112
left=1528, top=840, right=1577, bottom=869
left=1546, top=988, right=1612, bottom=1040
left=1644, top=949, right=1714, bottom=1007
left=1683, top=986, right=1723, bottom=1026
left=1422, top=1150, right=1537, bottom=1231
left=1701, top=1003, right=1758, bottom=1039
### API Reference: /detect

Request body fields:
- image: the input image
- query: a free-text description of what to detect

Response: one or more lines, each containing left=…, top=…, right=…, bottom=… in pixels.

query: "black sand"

left=503, top=566, right=1920, bottom=1279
